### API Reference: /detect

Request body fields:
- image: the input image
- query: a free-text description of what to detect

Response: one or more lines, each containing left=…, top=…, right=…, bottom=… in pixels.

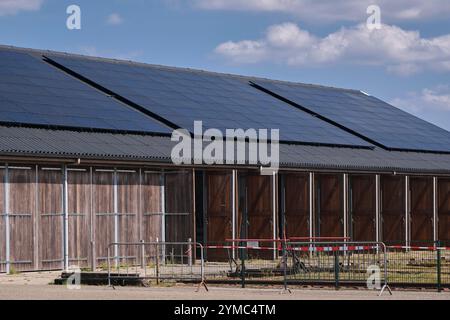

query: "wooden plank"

left=284, top=173, right=309, bottom=238
left=350, top=175, right=376, bottom=241
left=67, top=169, right=91, bottom=268
left=438, top=178, right=450, bottom=241
left=38, top=167, right=63, bottom=270
left=410, top=177, right=434, bottom=244
left=165, top=170, right=193, bottom=243
left=9, top=167, right=36, bottom=271
left=93, top=170, right=115, bottom=264
left=117, top=170, right=139, bottom=265
left=141, top=171, right=162, bottom=260
left=381, top=175, right=405, bottom=243
left=206, top=171, right=232, bottom=261
left=315, top=174, right=343, bottom=238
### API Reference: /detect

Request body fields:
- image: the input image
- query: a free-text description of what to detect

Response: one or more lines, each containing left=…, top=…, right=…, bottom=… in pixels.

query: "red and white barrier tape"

left=205, top=245, right=379, bottom=252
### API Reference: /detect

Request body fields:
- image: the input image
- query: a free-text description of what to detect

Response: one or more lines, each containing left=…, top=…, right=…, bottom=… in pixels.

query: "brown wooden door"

left=117, top=171, right=139, bottom=266
left=9, top=167, right=36, bottom=271
left=316, top=174, right=343, bottom=238
left=165, top=171, right=193, bottom=243
left=67, top=168, right=91, bottom=268
left=438, top=178, right=450, bottom=241
left=38, top=168, right=64, bottom=270
left=350, top=175, right=376, bottom=241
left=206, top=172, right=232, bottom=261
left=284, top=174, right=309, bottom=238
left=410, top=177, right=434, bottom=244
left=381, top=175, right=405, bottom=243
left=93, top=170, right=115, bottom=265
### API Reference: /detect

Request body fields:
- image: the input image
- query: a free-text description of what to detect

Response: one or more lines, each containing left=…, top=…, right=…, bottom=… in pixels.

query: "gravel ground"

left=0, top=272, right=449, bottom=300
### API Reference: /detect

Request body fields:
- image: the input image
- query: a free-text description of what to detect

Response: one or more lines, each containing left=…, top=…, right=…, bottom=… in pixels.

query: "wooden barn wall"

left=38, top=167, right=64, bottom=270
left=438, top=178, right=450, bottom=241
left=381, top=175, right=405, bottom=243
left=283, top=173, right=309, bottom=238
left=0, top=168, right=5, bottom=273
left=93, top=169, right=115, bottom=264
left=164, top=170, right=194, bottom=243
left=246, top=174, right=273, bottom=241
left=410, top=177, right=434, bottom=243
left=9, top=166, right=36, bottom=272
left=141, top=171, right=162, bottom=241
left=349, top=175, right=376, bottom=241
left=205, top=171, right=232, bottom=261
left=315, top=174, right=343, bottom=238
left=117, top=170, right=139, bottom=265
left=67, top=168, right=91, bottom=268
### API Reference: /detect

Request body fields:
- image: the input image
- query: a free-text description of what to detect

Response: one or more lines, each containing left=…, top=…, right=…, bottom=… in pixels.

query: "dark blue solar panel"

left=47, top=54, right=373, bottom=148
left=253, top=80, right=450, bottom=153
left=0, top=50, right=170, bottom=134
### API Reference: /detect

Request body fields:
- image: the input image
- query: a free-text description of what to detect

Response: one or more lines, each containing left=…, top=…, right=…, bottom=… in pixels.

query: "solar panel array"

left=45, top=54, right=372, bottom=147
left=0, top=50, right=170, bottom=134
left=253, top=80, right=450, bottom=153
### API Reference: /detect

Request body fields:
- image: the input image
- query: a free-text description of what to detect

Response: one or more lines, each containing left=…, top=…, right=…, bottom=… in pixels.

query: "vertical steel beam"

left=405, top=176, right=410, bottom=247
left=160, top=170, right=166, bottom=243
left=202, top=171, right=207, bottom=246
left=62, top=165, right=69, bottom=271
left=309, top=172, right=314, bottom=240
left=343, top=174, right=348, bottom=240
left=5, top=164, right=10, bottom=274
left=433, top=177, right=438, bottom=242
left=232, top=170, right=237, bottom=260
left=34, top=165, right=39, bottom=270
left=272, top=172, right=277, bottom=260
left=375, top=174, right=381, bottom=243
left=113, top=168, right=118, bottom=265
left=90, top=167, right=96, bottom=271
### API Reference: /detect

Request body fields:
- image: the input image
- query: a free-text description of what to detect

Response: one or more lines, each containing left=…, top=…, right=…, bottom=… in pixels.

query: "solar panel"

left=0, top=49, right=170, bottom=134
left=252, top=80, right=450, bottom=153
left=46, top=54, right=373, bottom=148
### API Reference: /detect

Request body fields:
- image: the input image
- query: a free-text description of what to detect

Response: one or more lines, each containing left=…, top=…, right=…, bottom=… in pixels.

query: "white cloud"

left=215, top=22, right=450, bottom=75
left=0, top=0, right=43, bottom=16
left=391, top=86, right=450, bottom=130
left=193, top=0, right=450, bottom=23
left=77, top=46, right=143, bottom=61
left=391, top=86, right=450, bottom=113
left=106, top=13, right=123, bottom=26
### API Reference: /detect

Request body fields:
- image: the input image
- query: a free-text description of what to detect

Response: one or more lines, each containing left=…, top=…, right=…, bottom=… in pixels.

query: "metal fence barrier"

left=386, top=241, right=450, bottom=292
left=104, top=239, right=450, bottom=293
left=106, top=241, right=208, bottom=291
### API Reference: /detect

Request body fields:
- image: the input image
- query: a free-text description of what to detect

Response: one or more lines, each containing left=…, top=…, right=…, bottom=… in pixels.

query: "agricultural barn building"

left=0, top=45, right=449, bottom=273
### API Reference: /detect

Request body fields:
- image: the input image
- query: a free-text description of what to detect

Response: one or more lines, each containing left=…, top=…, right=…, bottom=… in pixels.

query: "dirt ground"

left=0, top=271, right=449, bottom=300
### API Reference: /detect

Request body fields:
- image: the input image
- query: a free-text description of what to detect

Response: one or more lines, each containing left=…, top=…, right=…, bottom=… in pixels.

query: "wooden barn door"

left=349, top=175, right=376, bottom=241
left=316, top=174, right=343, bottom=238
left=67, top=168, right=91, bottom=268
left=93, top=169, right=115, bottom=265
left=141, top=171, right=162, bottom=261
left=165, top=171, right=194, bottom=243
left=438, top=178, right=450, bottom=241
left=117, top=170, right=140, bottom=266
left=410, top=177, right=434, bottom=244
left=238, top=173, right=274, bottom=259
left=283, top=173, right=309, bottom=238
left=205, top=171, right=232, bottom=261
left=9, top=166, right=36, bottom=271
left=38, top=167, right=63, bottom=270
left=381, top=175, right=405, bottom=244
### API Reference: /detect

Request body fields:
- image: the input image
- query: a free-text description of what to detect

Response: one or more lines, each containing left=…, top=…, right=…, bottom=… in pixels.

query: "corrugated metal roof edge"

left=1, top=150, right=450, bottom=175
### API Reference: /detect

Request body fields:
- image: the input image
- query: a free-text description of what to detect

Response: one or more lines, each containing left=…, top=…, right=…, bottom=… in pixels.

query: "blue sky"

left=0, top=0, right=449, bottom=130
